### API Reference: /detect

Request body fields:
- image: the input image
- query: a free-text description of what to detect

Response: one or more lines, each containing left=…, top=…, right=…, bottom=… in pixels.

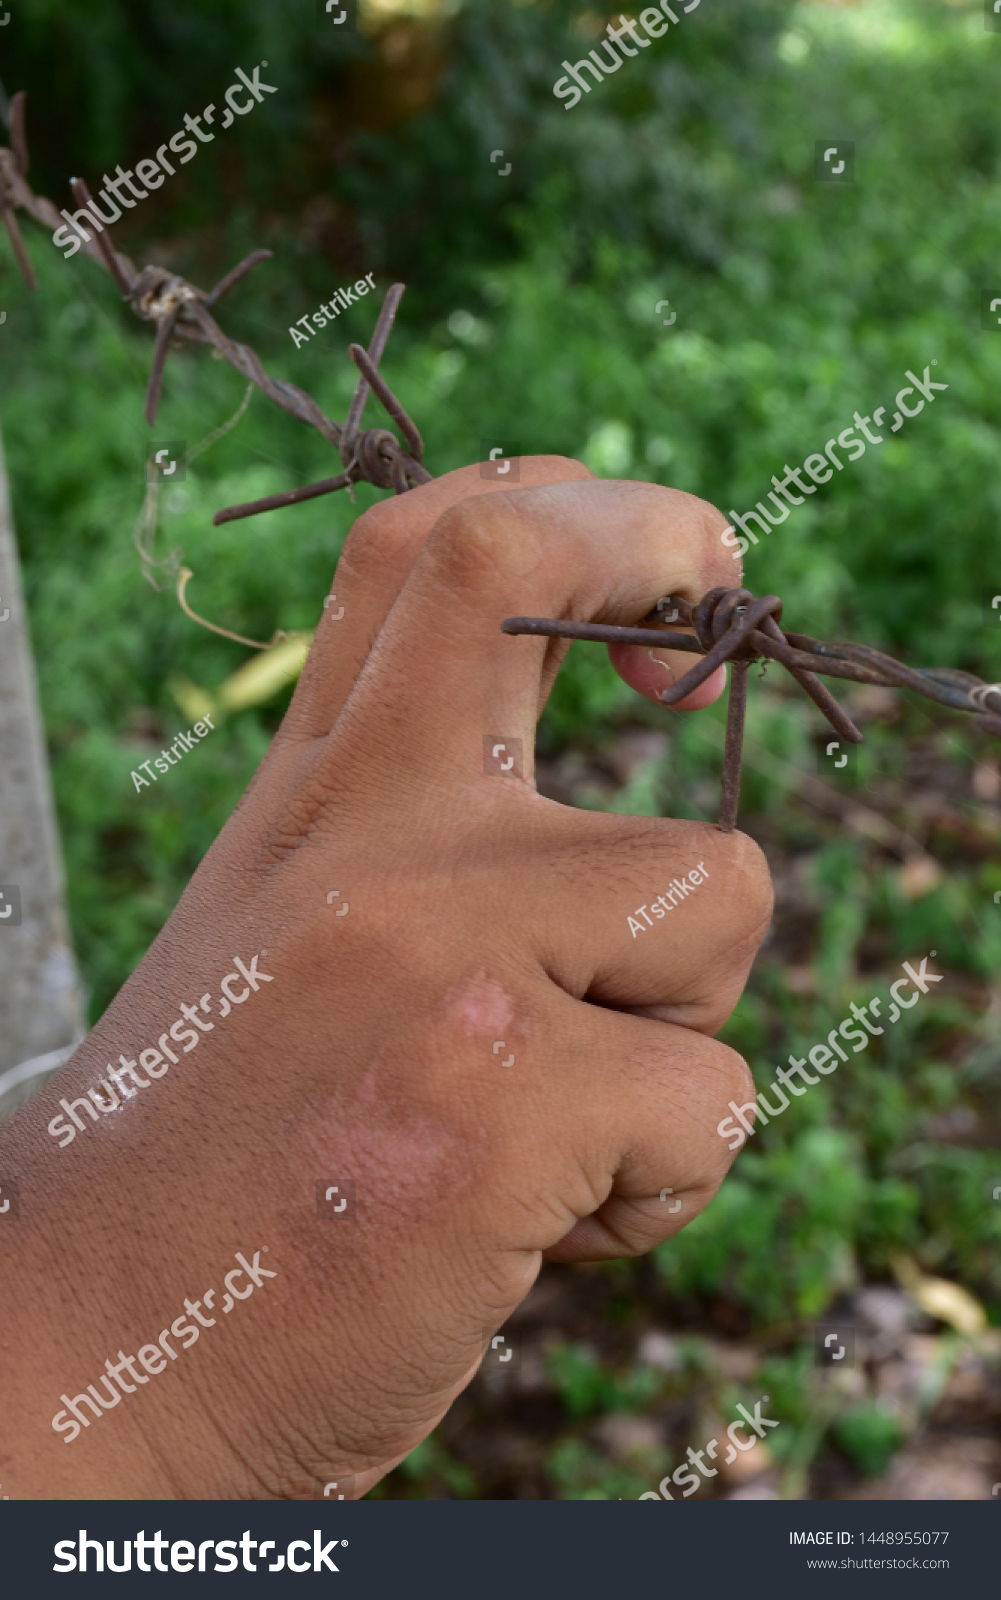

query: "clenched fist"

left=0, top=459, right=772, bottom=1500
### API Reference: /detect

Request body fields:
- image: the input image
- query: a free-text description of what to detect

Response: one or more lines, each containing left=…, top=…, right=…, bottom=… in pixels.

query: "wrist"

left=0, top=908, right=281, bottom=1497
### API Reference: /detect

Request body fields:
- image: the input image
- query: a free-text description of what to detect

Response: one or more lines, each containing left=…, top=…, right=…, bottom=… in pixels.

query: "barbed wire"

left=0, top=90, right=431, bottom=536
left=504, top=588, right=1001, bottom=830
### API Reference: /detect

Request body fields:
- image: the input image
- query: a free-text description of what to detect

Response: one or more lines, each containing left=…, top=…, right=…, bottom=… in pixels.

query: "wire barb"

left=69, top=176, right=133, bottom=295
left=348, top=341, right=425, bottom=465
left=9, top=90, right=29, bottom=178
left=720, top=660, right=748, bottom=833
left=340, top=283, right=405, bottom=463
left=0, top=198, right=37, bottom=290
left=144, top=301, right=183, bottom=426
left=205, top=248, right=274, bottom=308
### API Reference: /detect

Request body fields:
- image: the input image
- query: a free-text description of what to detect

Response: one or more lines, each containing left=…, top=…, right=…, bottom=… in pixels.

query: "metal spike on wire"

left=3, top=91, right=1001, bottom=832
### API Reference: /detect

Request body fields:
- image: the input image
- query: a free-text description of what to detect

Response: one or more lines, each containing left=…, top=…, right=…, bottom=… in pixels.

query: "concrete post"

left=0, top=422, right=85, bottom=1122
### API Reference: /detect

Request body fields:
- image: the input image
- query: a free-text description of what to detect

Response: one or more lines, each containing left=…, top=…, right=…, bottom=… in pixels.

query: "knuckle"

left=704, top=825, right=774, bottom=943
left=426, top=496, right=532, bottom=602
left=612, top=1227, right=661, bottom=1261
left=712, top=1040, right=755, bottom=1122
left=736, top=837, right=775, bottom=930
left=675, top=1034, right=755, bottom=1187
left=336, top=497, right=422, bottom=586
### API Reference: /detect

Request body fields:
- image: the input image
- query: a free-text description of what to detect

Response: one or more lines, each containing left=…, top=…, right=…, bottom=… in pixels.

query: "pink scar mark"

left=444, top=974, right=516, bottom=1039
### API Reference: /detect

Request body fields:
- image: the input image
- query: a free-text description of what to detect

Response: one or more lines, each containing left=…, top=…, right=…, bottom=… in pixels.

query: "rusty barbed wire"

left=0, top=90, right=431, bottom=534
left=503, top=588, right=1001, bottom=831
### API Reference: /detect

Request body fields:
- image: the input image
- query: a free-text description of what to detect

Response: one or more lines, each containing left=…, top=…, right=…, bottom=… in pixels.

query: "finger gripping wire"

left=500, top=586, right=1001, bottom=833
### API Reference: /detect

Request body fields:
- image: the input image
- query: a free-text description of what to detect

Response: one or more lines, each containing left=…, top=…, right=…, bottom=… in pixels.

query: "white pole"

left=0, top=421, right=85, bottom=1121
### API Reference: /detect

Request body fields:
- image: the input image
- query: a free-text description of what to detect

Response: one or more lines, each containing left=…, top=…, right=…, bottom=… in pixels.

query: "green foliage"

left=546, top=1341, right=663, bottom=1420
left=546, top=1437, right=657, bottom=1501
left=833, top=1404, right=905, bottom=1480
left=378, top=1434, right=478, bottom=1499
left=654, top=1129, right=866, bottom=1324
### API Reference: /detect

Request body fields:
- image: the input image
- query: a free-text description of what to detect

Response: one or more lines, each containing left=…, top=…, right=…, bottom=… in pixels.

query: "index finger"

left=330, top=479, right=737, bottom=781
left=282, top=457, right=595, bottom=742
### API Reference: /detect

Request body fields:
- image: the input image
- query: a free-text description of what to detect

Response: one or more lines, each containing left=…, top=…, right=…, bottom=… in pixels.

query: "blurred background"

left=1, top=0, right=1000, bottom=1498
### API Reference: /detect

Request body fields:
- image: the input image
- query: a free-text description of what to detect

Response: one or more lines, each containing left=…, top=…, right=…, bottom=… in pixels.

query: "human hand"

left=1, top=459, right=771, bottom=1500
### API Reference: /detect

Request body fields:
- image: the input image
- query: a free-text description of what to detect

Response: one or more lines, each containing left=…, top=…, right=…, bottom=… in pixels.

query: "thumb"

left=608, top=643, right=729, bottom=711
